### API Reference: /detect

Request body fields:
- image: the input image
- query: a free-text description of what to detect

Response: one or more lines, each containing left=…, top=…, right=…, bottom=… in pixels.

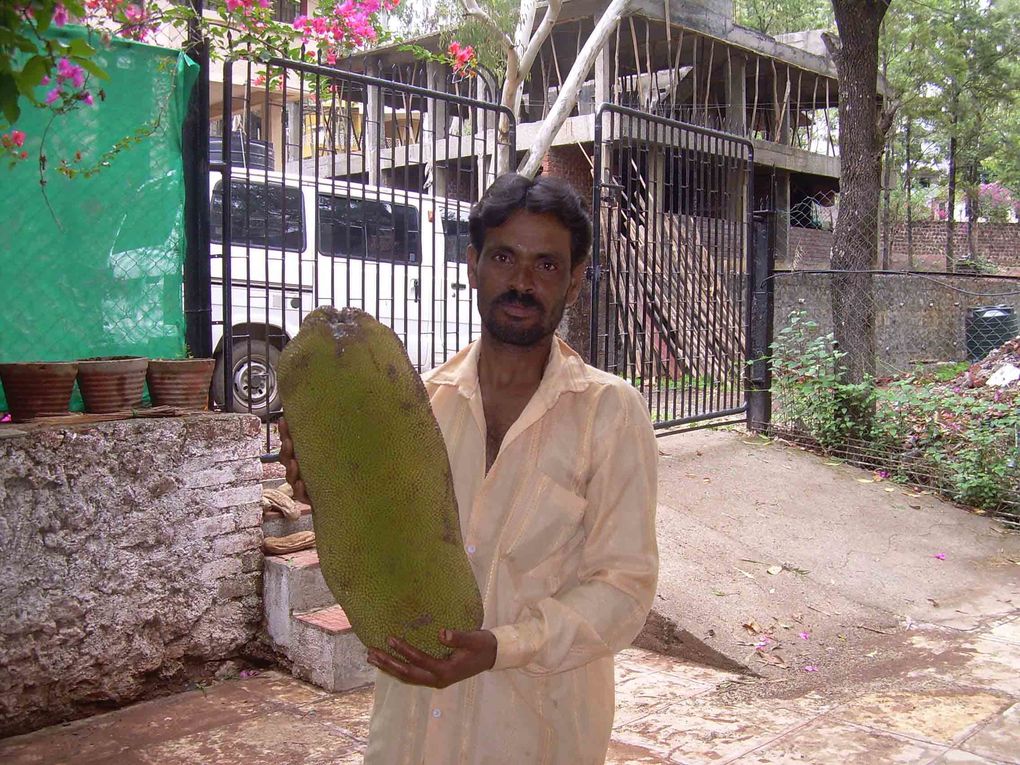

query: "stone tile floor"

left=3, top=615, right=1019, bottom=765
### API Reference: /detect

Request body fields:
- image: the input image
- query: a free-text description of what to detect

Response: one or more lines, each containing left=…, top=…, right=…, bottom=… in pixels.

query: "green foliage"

left=769, top=311, right=878, bottom=449
left=770, top=311, right=1020, bottom=513
left=885, top=0, right=1020, bottom=201
left=734, top=0, right=833, bottom=35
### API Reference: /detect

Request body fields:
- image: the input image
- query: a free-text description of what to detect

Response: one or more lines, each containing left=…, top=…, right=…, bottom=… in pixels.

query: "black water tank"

left=965, top=305, right=1018, bottom=361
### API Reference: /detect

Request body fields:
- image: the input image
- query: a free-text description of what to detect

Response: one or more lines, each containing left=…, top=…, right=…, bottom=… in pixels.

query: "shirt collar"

left=426, top=336, right=592, bottom=400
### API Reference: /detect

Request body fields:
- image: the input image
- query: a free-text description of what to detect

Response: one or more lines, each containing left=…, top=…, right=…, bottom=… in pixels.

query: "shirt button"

left=466, top=544, right=476, bottom=555
left=432, top=708, right=442, bottom=719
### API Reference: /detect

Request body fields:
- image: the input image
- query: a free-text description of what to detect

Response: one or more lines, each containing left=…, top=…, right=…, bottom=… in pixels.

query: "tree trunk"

left=905, top=118, right=914, bottom=270
left=823, top=0, right=890, bottom=390
left=966, top=161, right=979, bottom=262
left=946, top=132, right=957, bottom=271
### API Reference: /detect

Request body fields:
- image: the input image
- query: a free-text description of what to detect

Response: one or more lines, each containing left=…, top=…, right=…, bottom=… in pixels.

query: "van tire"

left=212, top=339, right=282, bottom=421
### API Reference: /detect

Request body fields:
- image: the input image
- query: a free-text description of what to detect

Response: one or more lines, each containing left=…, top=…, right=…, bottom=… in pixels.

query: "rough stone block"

left=211, top=528, right=263, bottom=557
left=0, top=414, right=262, bottom=738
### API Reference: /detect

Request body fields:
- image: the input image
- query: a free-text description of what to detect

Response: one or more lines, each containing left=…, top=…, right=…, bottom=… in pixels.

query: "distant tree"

left=734, top=0, right=832, bottom=34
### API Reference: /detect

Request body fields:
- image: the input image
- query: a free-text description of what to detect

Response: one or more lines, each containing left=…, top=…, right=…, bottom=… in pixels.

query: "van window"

left=317, top=194, right=421, bottom=263
left=441, top=212, right=471, bottom=264
left=210, top=180, right=305, bottom=251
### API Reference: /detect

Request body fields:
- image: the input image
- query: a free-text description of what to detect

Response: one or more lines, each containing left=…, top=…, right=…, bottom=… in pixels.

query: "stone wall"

left=774, top=272, right=1020, bottom=373
left=0, top=414, right=264, bottom=737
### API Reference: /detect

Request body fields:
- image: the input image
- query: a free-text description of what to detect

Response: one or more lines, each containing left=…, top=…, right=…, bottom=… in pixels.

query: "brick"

left=211, top=528, right=262, bottom=557
left=294, top=604, right=352, bottom=633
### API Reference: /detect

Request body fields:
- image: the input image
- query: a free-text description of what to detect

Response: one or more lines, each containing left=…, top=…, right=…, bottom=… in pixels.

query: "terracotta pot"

left=0, top=361, right=79, bottom=422
left=146, top=358, right=215, bottom=410
left=76, top=356, right=149, bottom=414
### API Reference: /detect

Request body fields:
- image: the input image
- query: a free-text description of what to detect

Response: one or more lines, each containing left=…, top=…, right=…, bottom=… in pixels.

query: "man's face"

left=467, top=209, right=585, bottom=348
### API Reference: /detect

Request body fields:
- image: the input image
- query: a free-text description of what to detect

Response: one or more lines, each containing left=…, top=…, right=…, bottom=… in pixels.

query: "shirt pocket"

left=502, top=472, right=588, bottom=575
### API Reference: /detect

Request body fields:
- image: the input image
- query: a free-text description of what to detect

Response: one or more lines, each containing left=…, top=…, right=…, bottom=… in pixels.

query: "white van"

left=209, top=169, right=478, bottom=418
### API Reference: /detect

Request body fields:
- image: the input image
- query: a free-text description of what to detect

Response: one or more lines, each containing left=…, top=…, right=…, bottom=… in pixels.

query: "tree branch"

left=518, top=0, right=562, bottom=81
left=518, top=0, right=631, bottom=178
left=458, top=0, right=515, bottom=56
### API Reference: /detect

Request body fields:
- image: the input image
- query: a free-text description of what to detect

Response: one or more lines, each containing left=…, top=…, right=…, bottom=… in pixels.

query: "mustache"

left=494, top=289, right=542, bottom=310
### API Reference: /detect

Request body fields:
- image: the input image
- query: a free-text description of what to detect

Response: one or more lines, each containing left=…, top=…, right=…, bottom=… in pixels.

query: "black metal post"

left=746, top=211, right=775, bottom=432
left=182, top=0, right=212, bottom=358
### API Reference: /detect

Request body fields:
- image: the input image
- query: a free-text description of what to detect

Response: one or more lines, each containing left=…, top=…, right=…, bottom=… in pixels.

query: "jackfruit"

left=277, top=306, right=484, bottom=658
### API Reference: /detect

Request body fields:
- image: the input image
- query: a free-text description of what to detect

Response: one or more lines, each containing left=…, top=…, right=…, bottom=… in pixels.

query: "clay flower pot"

left=76, top=356, right=149, bottom=414
left=0, top=361, right=79, bottom=422
left=146, top=358, right=215, bottom=410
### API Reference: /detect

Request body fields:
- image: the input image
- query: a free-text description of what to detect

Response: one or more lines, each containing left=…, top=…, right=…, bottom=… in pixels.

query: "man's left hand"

left=367, top=629, right=497, bottom=689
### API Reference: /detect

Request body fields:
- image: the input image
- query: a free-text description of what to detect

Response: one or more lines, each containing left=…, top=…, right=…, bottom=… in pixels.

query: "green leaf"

left=75, top=57, right=110, bottom=80
left=68, top=38, right=97, bottom=58
left=15, top=55, right=50, bottom=93
left=0, top=72, right=21, bottom=125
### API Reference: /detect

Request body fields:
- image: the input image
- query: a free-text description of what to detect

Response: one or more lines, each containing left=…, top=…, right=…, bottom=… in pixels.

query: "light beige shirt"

left=364, top=337, right=659, bottom=765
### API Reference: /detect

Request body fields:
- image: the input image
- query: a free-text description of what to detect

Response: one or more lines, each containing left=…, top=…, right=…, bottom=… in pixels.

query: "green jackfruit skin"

left=277, top=306, right=484, bottom=659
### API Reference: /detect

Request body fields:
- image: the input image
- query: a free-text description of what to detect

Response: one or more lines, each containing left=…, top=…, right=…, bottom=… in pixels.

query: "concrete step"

left=263, top=548, right=334, bottom=649
left=262, top=504, right=313, bottom=539
left=289, top=605, right=374, bottom=692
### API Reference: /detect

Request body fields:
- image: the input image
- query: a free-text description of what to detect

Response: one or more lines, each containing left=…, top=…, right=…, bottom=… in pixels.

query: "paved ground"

left=645, top=428, right=1020, bottom=688
left=3, top=428, right=1019, bottom=764
left=2, top=622, right=1019, bottom=765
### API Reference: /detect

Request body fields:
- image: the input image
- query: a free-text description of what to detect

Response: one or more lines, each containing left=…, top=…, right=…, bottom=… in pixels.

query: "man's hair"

left=468, top=173, right=592, bottom=268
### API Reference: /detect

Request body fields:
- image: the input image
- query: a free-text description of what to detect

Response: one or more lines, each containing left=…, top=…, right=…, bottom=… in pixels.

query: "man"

left=280, top=173, right=658, bottom=764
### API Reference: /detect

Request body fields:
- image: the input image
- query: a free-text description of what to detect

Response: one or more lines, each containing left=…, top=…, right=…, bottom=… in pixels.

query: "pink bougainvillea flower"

left=81, top=90, right=94, bottom=105
left=448, top=41, right=461, bottom=57
left=52, top=4, right=69, bottom=25
left=41, top=75, right=50, bottom=85
left=124, top=3, right=144, bottom=20
left=45, top=87, right=62, bottom=104
left=933, top=553, right=946, bottom=560
left=803, top=665, right=818, bottom=672
left=798, top=631, right=810, bottom=640
left=11, top=130, right=26, bottom=147
left=225, top=0, right=244, bottom=11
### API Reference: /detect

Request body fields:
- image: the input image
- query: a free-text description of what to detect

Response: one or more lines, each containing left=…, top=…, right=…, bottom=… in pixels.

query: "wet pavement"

left=3, top=610, right=1019, bottom=764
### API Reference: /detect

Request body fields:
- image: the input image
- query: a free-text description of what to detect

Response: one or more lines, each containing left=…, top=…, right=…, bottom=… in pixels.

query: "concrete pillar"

left=724, top=54, right=749, bottom=221
left=775, top=169, right=791, bottom=266
left=424, top=61, right=449, bottom=196
left=725, top=53, right=747, bottom=137
left=365, top=57, right=382, bottom=186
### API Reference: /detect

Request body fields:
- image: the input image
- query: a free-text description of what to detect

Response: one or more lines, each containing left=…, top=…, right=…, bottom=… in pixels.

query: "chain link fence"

left=763, top=270, right=1020, bottom=528
left=0, top=31, right=198, bottom=412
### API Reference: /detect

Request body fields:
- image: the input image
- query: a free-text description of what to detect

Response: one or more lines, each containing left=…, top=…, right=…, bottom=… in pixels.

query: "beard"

left=481, top=288, right=567, bottom=347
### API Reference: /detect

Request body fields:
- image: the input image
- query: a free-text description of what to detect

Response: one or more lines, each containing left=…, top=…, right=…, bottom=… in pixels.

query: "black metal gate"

left=591, top=105, right=756, bottom=430
left=208, top=55, right=514, bottom=446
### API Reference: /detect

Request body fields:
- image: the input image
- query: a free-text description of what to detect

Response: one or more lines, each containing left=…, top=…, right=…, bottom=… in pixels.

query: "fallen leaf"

left=736, top=568, right=756, bottom=580
left=743, top=620, right=763, bottom=634
left=803, top=665, right=818, bottom=672
left=757, top=650, right=789, bottom=669
left=766, top=565, right=783, bottom=576
left=857, top=478, right=874, bottom=484
left=885, top=487, right=896, bottom=492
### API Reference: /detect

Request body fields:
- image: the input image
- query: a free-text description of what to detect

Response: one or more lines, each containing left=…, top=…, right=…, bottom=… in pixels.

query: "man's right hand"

left=277, top=418, right=311, bottom=505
